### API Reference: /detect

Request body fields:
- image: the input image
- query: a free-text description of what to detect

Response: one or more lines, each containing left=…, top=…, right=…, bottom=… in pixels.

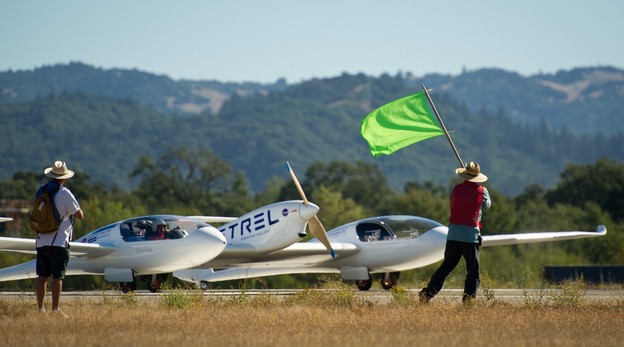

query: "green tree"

left=131, top=147, right=247, bottom=215
left=385, top=182, right=448, bottom=222
left=301, top=160, right=395, bottom=212
left=546, top=159, right=624, bottom=222
left=311, top=185, right=367, bottom=230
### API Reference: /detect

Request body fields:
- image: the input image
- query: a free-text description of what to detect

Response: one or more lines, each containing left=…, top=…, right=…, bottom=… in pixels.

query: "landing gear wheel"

left=380, top=272, right=400, bottom=290
left=356, top=277, right=373, bottom=291
left=147, top=274, right=168, bottom=293
left=147, top=280, right=160, bottom=293
left=120, top=280, right=136, bottom=293
left=199, top=281, right=209, bottom=290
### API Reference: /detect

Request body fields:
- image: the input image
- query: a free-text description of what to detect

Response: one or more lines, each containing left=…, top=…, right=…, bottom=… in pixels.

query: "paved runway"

left=1, top=288, right=623, bottom=304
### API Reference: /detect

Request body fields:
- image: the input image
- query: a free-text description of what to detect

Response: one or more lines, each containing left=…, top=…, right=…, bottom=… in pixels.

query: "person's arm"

left=482, top=187, right=492, bottom=209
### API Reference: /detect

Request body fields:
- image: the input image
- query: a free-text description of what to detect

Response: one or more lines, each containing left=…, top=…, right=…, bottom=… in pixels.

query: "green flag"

left=360, top=92, right=444, bottom=156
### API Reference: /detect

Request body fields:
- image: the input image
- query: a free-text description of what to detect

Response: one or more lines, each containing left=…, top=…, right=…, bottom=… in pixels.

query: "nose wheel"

left=120, top=280, right=137, bottom=293
left=380, top=272, right=400, bottom=290
left=355, top=276, right=373, bottom=291
left=144, top=274, right=168, bottom=293
left=120, top=272, right=137, bottom=293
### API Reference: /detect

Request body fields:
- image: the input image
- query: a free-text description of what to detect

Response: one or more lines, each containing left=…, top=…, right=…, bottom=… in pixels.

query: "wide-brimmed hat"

left=455, top=161, right=487, bottom=182
left=44, top=161, right=75, bottom=180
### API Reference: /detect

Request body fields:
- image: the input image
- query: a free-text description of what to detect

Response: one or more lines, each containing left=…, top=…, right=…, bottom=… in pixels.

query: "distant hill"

left=2, top=63, right=622, bottom=134
left=410, top=66, right=624, bottom=135
left=0, top=62, right=287, bottom=115
left=0, top=64, right=622, bottom=196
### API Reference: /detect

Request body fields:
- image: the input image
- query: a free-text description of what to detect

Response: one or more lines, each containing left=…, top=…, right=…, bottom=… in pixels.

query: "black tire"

left=200, top=281, right=209, bottom=290
left=147, top=274, right=168, bottom=293
left=356, top=278, right=373, bottom=291
left=380, top=272, right=400, bottom=290
left=147, top=280, right=160, bottom=293
left=120, top=281, right=136, bottom=293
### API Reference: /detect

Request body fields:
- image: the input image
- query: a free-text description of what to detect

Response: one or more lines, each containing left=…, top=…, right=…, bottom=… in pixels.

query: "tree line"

left=0, top=148, right=622, bottom=289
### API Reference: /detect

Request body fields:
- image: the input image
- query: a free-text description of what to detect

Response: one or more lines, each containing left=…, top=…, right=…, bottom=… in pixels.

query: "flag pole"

left=421, top=84, right=464, bottom=167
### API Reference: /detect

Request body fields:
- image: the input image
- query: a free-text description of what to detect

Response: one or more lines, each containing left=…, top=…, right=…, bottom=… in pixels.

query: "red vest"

left=449, top=181, right=485, bottom=227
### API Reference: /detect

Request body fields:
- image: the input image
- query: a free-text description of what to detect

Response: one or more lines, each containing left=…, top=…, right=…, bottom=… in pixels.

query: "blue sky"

left=1, top=0, right=622, bottom=83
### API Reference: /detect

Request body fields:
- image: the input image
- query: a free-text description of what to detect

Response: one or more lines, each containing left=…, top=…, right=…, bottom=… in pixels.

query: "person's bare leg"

left=36, top=276, right=47, bottom=311
left=51, top=278, right=62, bottom=311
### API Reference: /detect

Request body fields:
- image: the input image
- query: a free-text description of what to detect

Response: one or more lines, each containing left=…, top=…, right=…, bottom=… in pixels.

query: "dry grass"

left=2, top=285, right=624, bottom=347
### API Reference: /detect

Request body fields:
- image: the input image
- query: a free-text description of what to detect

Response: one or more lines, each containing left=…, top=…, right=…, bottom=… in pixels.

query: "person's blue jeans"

left=424, top=240, right=480, bottom=299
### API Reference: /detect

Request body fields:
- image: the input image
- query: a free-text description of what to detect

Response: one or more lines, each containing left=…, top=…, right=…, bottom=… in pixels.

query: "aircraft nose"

left=299, top=202, right=320, bottom=221
left=192, top=226, right=227, bottom=261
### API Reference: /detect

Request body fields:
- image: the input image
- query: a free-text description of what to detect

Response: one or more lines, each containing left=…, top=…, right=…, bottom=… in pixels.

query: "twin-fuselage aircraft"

left=174, top=214, right=607, bottom=291
left=0, top=164, right=608, bottom=292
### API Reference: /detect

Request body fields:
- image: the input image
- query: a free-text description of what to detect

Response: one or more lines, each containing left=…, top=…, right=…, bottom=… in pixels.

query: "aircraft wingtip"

left=597, top=225, right=607, bottom=234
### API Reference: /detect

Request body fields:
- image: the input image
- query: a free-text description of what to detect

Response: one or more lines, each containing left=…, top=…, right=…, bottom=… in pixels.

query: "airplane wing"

left=175, top=242, right=360, bottom=282
left=252, top=242, right=360, bottom=262
left=0, top=237, right=116, bottom=258
left=175, top=266, right=341, bottom=283
left=481, top=225, right=607, bottom=247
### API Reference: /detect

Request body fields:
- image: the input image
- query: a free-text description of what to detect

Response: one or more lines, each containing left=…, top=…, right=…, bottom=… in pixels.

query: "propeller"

left=286, top=161, right=335, bottom=258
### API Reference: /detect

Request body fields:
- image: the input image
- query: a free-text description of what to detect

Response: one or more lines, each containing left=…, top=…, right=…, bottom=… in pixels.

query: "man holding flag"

left=420, top=162, right=491, bottom=303
left=361, top=87, right=492, bottom=303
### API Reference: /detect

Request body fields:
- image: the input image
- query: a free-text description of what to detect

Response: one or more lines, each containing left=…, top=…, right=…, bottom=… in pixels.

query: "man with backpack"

left=33, top=161, right=84, bottom=316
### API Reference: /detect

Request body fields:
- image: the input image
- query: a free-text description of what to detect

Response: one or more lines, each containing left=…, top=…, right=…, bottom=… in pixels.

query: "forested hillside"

left=0, top=62, right=287, bottom=114
left=2, top=63, right=622, bottom=135
left=1, top=70, right=623, bottom=195
left=410, top=66, right=624, bottom=134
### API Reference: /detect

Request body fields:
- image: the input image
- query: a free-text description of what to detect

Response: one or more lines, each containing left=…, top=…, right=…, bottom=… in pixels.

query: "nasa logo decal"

left=282, top=208, right=289, bottom=217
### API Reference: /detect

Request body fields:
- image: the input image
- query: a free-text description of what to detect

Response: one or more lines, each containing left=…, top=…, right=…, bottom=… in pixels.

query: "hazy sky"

left=1, top=0, right=622, bottom=83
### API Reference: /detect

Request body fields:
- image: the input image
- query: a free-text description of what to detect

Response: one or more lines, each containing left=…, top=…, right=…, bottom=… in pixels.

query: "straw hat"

left=44, top=161, right=75, bottom=180
left=455, top=161, right=487, bottom=182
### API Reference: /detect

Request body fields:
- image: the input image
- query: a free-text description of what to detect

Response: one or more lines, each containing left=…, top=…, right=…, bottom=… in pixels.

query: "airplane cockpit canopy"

left=120, top=215, right=212, bottom=242
left=356, top=216, right=443, bottom=242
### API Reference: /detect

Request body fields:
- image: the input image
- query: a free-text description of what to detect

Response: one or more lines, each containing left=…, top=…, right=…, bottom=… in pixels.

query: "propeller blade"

left=286, top=161, right=335, bottom=258
left=309, top=216, right=335, bottom=258
left=286, top=161, right=309, bottom=204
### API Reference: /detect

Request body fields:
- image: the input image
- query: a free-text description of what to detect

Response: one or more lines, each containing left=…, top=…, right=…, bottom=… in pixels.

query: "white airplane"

left=0, top=215, right=227, bottom=292
left=173, top=165, right=608, bottom=291
left=175, top=215, right=607, bottom=290
left=0, top=163, right=335, bottom=293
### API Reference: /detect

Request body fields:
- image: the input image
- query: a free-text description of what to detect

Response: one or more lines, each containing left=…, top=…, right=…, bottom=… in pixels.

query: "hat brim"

left=455, top=168, right=488, bottom=183
left=44, top=167, right=75, bottom=180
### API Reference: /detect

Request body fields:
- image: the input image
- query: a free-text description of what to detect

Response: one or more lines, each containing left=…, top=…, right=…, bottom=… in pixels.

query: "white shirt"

left=36, top=185, right=81, bottom=248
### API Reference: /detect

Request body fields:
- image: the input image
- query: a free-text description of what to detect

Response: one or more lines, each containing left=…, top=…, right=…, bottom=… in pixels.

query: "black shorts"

left=36, top=246, right=69, bottom=279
